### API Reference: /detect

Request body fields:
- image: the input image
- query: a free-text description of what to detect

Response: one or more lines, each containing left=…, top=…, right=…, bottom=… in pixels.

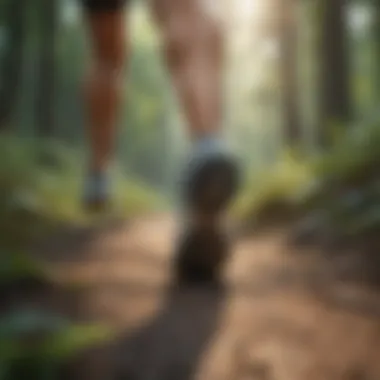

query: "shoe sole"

left=183, top=155, right=240, bottom=215
left=174, top=226, right=230, bottom=284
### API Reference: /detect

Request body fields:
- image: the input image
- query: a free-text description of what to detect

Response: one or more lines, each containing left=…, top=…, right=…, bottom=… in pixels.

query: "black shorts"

left=82, top=0, right=129, bottom=12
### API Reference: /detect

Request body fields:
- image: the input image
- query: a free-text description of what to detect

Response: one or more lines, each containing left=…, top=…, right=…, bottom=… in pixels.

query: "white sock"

left=193, top=133, right=224, bottom=155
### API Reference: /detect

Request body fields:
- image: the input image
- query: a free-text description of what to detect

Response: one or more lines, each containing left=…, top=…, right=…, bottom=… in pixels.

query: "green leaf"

left=0, top=251, right=46, bottom=283
left=40, top=324, right=115, bottom=361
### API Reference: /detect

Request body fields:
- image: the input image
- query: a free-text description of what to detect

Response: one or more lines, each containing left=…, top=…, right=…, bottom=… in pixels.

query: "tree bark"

left=372, top=0, right=380, bottom=104
left=278, top=0, right=301, bottom=146
left=0, top=0, right=27, bottom=130
left=318, top=0, right=351, bottom=146
left=35, top=0, right=58, bottom=137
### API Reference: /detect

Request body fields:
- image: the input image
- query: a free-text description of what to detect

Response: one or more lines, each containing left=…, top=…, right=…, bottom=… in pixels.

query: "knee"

left=164, top=32, right=193, bottom=70
left=162, top=22, right=223, bottom=70
left=204, top=21, right=224, bottom=61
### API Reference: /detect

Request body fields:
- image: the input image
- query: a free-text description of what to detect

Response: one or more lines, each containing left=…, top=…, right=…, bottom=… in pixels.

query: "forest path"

left=38, top=213, right=380, bottom=380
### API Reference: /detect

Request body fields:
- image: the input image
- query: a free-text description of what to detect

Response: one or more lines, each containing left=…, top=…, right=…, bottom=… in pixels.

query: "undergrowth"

left=234, top=120, right=380, bottom=239
left=0, top=135, right=163, bottom=379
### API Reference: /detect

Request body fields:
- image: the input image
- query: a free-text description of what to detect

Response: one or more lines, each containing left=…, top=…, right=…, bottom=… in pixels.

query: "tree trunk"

left=35, top=0, right=58, bottom=137
left=278, top=0, right=301, bottom=146
left=318, top=0, right=351, bottom=146
left=0, top=0, right=27, bottom=130
left=372, top=0, right=380, bottom=105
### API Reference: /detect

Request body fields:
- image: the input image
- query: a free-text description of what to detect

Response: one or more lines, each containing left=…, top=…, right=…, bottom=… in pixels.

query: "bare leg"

left=152, top=1, right=238, bottom=284
left=84, top=9, right=127, bottom=171
left=82, top=3, right=128, bottom=208
left=152, top=0, right=224, bottom=141
left=153, top=0, right=237, bottom=219
left=152, top=0, right=238, bottom=216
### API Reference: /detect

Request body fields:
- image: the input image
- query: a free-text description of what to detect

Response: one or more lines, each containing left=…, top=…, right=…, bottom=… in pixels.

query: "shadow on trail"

left=76, top=283, right=226, bottom=380
left=35, top=220, right=129, bottom=263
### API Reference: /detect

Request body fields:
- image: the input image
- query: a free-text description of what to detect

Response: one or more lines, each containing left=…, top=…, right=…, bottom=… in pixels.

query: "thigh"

left=150, top=0, right=222, bottom=41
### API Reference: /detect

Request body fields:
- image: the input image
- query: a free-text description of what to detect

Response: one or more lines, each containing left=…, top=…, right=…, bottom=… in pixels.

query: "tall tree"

left=318, top=0, right=351, bottom=146
left=371, top=0, right=380, bottom=102
left=35, top=0, right=59, bottom=137
left=0, top=0, right=27, bottom=130
left=278, top=0, right=301, bottom=146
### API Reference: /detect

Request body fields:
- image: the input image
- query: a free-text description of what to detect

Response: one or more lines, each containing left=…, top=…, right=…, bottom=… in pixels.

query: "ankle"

left=193, top=130, right=220, bottom=143
left=193, top=133, right=224, bottom=152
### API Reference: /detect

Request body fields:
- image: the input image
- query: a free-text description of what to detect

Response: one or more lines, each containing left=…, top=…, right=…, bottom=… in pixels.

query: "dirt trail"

left=38, top=214, right=380, bottom=380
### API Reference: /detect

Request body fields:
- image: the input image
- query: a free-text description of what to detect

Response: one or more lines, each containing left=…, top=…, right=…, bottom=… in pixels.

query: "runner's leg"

left=152, top=0, right=239, bottom=215
left=82, top=0, right=129, bottom=208
left=152, top=0, right=223, bottom=141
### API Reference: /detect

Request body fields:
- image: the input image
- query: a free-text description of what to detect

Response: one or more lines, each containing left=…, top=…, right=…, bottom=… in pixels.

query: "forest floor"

left=21, top=214, right=380, bottom=380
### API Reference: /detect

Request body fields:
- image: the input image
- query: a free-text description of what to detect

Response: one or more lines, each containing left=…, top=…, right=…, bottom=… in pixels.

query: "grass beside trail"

left=0, top=135, right=164, bottom=380
left=234, top=120, right=380, bottom=242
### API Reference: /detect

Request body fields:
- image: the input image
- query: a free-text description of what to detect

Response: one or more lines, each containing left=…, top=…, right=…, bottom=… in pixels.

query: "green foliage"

left=0, top=309, right=114, bottom=379
left=237, top=120, right=380, bottom=236
left=113, top=172, right=167, bottom=217
left=0, top=135, right=162, bottom=247
left=233, top=149, right=315, bottom=225
left=315, top=120, right=380, bottom=181
left=0, top=135, right=161, bottom=378
left=0, top=250, right=46, bottom=284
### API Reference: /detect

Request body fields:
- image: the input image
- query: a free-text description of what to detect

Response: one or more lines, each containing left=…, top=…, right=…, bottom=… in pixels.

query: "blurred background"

left=1, top=0, right=380, bottom=379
